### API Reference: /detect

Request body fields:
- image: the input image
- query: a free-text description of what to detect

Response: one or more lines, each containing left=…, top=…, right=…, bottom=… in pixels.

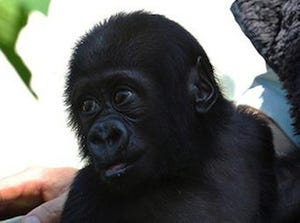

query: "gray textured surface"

left=231, top=0, right=300, bottom=134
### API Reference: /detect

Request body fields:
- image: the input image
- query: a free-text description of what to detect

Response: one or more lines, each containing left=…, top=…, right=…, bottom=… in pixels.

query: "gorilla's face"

left=70, top=69, right=186, bottom=189
left=65, top=12, right=218, bottom=191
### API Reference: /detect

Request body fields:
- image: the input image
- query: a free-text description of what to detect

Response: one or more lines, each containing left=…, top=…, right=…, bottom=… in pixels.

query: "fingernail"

left=23, top=215, right=41, bottom=223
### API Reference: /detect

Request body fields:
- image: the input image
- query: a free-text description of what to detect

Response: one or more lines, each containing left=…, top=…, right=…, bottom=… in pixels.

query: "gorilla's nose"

left=88, top=119, right=129, bottom=155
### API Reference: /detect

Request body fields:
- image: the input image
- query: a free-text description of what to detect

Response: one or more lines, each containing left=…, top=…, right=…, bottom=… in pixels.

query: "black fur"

left=274, top=151, right=300, bottom=223
left=61, top=11, right=277, bottom=223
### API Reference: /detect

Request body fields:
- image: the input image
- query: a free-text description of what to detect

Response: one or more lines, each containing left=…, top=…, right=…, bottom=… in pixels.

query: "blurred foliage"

left=0, top=0, right=50, bottom=98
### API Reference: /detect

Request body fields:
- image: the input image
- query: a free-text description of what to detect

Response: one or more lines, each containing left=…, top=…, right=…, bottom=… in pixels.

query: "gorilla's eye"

left=113, top=89, right=134, bottom=106
left=80, top=99, right=100, bottom=114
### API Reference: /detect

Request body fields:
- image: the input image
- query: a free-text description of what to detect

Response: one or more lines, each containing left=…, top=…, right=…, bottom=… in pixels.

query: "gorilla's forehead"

left=74, top=30, right=166, bottom=75
left=71, top=69, right=155, bottom=96
left=92, top=69, right=154, bottom=88
left=69, top=11, right=202, bottom=85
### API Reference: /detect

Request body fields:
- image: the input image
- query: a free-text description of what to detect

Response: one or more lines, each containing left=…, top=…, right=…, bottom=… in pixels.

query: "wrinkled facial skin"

left=69, top=69, right=177, bottom=189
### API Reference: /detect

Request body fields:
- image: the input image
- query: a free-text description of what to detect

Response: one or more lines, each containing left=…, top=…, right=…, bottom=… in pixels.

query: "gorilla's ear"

left=188, top=56, right=218, bottom=113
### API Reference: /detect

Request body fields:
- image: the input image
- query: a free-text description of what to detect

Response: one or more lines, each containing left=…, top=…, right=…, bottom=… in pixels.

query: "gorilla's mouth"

left=99, top=150, right=145, bottom=179
left=104, top=163, right=133, bottom=177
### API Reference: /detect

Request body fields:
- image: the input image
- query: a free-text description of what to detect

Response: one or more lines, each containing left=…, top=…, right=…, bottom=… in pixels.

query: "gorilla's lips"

left=99, top=151, right=145, bottom=179
left=104, top=163, right=133, bottom=177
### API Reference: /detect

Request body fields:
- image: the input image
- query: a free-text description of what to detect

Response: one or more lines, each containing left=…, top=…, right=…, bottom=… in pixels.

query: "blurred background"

left=0, top=0, right=266, bottom=178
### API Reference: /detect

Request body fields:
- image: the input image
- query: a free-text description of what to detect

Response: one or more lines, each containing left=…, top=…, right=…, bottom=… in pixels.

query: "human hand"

left=0, top=167, right=77, bottom=223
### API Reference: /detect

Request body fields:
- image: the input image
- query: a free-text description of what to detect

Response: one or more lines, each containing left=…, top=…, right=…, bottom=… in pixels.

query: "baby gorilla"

left=61, top=11, right=276, bottom=223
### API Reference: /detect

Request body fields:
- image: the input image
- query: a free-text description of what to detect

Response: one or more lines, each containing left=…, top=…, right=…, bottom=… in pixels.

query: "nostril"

left=89, top=131, right=105, bottom=146
left=88, top=119, right=128, bottom=151
left=110, top=128, right=122, bottom=143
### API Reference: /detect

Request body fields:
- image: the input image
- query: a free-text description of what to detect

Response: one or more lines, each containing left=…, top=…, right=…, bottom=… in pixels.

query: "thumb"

left=22, top=192, right=68, bottom=223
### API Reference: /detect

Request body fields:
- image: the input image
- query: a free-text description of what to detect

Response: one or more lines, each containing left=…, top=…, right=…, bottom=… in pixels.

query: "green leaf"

left=0, top=0, right=51, bottom=98
left=23, top=0, right=50, bottom=15
left=0, top=0, right=27, bottom=47
left=1, top=45, right=37, bottom=98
